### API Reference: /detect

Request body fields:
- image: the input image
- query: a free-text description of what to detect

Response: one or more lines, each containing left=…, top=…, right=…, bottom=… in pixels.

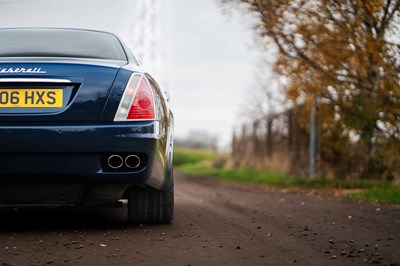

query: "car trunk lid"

left=0, top=59, right=127, bottom=122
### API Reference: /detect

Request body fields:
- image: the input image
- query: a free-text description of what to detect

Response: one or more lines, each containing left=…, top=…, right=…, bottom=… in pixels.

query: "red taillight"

left=114, top=73, right=156, bottom=121
left=127, top=76, right=155, bottom=120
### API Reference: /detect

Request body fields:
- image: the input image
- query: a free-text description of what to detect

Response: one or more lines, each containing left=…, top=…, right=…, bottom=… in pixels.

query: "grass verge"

left=173, top=147, right=214, bottom=167
left=174, top=148, right=400, bottom=204
left=348, top=187, right=400, bottom=204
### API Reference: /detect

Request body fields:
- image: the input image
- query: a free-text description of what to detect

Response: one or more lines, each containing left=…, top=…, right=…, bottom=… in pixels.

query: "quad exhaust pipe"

left=107, top=155, right=124, bottom=169
left=125, top=155, right=141, bottom=169
left=106, top=154, right=142, bottom=170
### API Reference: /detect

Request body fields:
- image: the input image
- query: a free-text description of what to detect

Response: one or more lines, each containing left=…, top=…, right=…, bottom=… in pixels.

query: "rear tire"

left=127, top=178, right=174, bottom=224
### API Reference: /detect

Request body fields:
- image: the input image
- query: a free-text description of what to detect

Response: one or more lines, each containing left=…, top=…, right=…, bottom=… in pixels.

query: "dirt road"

left=0, top=172, right=399, bottom=265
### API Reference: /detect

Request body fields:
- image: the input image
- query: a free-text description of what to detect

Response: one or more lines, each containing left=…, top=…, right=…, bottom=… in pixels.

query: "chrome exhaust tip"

left=107, top=155, right=124, bottom=169
left=125, top=155, right=141, bottom=169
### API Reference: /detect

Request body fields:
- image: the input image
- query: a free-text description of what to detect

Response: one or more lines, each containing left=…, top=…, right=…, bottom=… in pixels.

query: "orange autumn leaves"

left=221, top=0, right=400, bottom=179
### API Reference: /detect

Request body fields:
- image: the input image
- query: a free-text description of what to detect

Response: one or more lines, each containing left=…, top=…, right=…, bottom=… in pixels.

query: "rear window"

left=0, top=28, right=127, bottom=61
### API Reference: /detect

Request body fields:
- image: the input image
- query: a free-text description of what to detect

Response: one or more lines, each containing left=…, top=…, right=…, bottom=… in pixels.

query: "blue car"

left=0, top=28, right=174, bottom=224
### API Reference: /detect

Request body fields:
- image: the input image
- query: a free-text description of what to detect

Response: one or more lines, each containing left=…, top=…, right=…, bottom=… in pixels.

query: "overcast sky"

left=0, top=0, right=265, bottom=148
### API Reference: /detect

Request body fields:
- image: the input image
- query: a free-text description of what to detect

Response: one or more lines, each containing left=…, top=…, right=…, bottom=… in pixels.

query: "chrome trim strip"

left=0, top=78, right=71, bottom=83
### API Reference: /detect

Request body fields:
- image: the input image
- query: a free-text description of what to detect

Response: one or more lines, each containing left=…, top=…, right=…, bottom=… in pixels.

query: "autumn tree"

left=220, top=0, right=400, bottom=179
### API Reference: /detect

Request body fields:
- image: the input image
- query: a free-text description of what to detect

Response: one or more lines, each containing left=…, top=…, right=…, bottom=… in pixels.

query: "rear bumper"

left=0, top=121, right=173, bottom=206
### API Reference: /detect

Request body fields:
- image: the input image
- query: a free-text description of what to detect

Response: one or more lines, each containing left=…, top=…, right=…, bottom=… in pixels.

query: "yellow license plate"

left=0, top=89, right=63, bottom=108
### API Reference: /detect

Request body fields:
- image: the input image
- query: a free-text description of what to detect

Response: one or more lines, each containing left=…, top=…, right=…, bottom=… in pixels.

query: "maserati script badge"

left=0, top=67, right=46, bottom=74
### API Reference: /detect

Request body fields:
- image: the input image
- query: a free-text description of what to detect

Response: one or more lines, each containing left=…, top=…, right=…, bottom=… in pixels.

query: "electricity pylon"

left=129, top=0, right=162, bottom=78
